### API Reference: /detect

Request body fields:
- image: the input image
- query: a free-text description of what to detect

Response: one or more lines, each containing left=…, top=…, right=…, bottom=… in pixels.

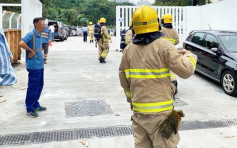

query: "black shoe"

left=35, top=106, right=47, bottom=112
left=99, top=57, right=106, bottom=63
left=27, top=111, right=38, bottom=118
left=100, top=60, right=106, bottom=63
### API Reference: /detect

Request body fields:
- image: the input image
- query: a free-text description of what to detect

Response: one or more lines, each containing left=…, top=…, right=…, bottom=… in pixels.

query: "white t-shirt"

left=82, top=27, right=88, bottom=32
left=49, top=25, right=55, bottom=33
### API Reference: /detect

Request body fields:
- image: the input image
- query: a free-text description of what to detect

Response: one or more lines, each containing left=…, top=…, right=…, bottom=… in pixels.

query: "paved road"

left=0, top=36, right=237, bottom=148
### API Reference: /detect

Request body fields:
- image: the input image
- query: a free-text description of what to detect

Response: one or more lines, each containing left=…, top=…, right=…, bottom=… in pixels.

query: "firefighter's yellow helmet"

left=132, top=5, right=159, bottom=35
left=99, top=17, right=106, bottom=23
left=89, top=22, right=93, bottom=25
left=161, top=14, right=173, bottom=24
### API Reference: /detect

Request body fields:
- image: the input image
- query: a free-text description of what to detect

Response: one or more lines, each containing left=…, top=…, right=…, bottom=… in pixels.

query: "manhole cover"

left=65, top=100, right=113, bottom=117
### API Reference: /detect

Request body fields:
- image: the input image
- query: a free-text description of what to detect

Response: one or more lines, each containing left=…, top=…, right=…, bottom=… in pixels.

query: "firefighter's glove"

left=159, top=110, right=185, bottom=139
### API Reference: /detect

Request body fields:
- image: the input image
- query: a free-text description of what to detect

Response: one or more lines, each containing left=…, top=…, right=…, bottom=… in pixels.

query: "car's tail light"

left=61, top=28, right=63, bottom=34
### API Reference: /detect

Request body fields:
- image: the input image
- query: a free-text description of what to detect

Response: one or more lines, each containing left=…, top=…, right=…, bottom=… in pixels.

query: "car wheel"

left=221, top=71, right=237, bottom=96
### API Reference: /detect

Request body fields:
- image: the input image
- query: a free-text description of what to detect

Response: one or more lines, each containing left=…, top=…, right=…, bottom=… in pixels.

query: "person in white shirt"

left=49, top=25, right=55, bottom=41
left=82, top=25, right=88, bottom=42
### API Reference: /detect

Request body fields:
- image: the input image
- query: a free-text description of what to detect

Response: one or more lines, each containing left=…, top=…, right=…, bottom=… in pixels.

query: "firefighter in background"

left=41, top=25, right=52, bottom=64
left=119, top=6, right=197, bottom=148
left=125, top=20, right=134, bottom=45
left=98, top=17, right=112, bottom=63
left=88, top=21, right=94, bottom=43
left=161, top=13, right=180, bottom=94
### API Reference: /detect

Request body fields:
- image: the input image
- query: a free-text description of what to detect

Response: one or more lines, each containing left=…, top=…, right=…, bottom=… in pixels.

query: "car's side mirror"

left=211, top=48, right=218, bottom=53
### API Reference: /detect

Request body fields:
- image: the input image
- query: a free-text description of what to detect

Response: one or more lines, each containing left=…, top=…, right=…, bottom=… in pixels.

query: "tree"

left=1, top=0, right=133, bottom=26
left=117, top=2, right=134, bottom=6
left=63, top=9, right=78, bottom=25
left=81, top=0, right=116, bottom=26
left=1, top=0, right=21, bottom=13
left=153, top=0, right=211, bottom=6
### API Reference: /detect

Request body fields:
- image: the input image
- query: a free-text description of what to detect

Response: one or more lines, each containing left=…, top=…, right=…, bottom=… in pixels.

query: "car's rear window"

left=219, top=35, right=237, bottom=53
left=191, top=32, right=205, bottom=46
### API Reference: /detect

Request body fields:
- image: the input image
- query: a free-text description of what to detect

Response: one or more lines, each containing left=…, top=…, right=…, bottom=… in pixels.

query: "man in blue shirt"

left=82, top=25, right=88, bottom=42
left=19, top=17, right=47, bottom=118
left=41, top=26, right=52, bottom=64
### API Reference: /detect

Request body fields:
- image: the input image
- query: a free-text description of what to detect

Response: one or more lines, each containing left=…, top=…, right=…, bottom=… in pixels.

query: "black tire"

left=60, top=37, right=64, bottom=41
left=221, top=71, right=237, bottom=96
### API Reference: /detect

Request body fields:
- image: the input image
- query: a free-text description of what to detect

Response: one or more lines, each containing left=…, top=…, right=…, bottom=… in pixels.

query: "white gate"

left=116, top=6, right=187, bottom=50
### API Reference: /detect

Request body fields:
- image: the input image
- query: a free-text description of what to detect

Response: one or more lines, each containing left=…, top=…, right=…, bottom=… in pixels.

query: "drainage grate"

left=0, top=134, right=31, bottom=145
left=180, top=119, right=237, bottom=131
left=1, top=119, right=237, bottom=146
left=65, top=100, right=113, bottom=117
left=174, top=97, right=188, bottom=106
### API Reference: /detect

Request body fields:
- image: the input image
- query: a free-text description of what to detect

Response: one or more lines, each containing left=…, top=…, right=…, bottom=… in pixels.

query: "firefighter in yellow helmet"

left=98, top=17, right=112, bottom=63
left=88, top=21, right=94, bottom=43
left=125, top=20, right=134, bottom=45
left=119, top=6, right=197, bottom=148
left=161, top=13, right=180, bottom=94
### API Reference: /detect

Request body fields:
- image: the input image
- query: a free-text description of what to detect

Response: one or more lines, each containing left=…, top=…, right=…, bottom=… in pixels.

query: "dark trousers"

left=25, top=69, right=44, bottom=112
left=83, top=32, right=88, bottom=42
left=42, top=43, right=49, bottom=54
left=52, top=33, right=54, bottom=41
left=42, top=43, right=49, bottom=61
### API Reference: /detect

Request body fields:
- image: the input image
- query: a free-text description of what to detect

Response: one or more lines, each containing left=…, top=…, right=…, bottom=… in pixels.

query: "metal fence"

left=2, top=11, right=21, bottom=29
left=0, top=0, right=42, bottom=37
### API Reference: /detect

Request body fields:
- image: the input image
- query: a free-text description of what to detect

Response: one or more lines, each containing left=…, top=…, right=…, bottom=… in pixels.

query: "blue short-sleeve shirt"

left=22, top=29, right=44, bottom=70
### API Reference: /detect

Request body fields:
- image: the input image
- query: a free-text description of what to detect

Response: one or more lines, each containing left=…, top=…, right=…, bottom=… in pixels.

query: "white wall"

left=22, top=0, right=42, bottom=37
left=186, top=6, right=201, bottom=36
left=21, top=0, right=42, bottom=59
left=200, top=0, right=237, bottom=31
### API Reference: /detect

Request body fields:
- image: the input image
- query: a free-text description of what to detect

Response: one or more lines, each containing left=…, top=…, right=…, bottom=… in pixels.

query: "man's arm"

left=119, top=48, right=131, bottom=103
left=125, top=30, right=133, bottom=45
left=174, top=30, right=180, bottom=45
left=102, top=26, right=112, bottom=43
left=19, top=41, right=36, bottom=58
left=164, top=41, right=197, bottom=79
left=48, top=29, right=52, bottom=42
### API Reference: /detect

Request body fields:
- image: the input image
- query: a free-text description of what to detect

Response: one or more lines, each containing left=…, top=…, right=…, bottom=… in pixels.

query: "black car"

left=183, top=30, right=237, bottom=96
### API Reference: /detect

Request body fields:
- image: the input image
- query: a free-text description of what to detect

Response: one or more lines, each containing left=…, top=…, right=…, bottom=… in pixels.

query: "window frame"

left=203, top=33, right=220, bottom=50
left=190, top=32, right=206, bottom=47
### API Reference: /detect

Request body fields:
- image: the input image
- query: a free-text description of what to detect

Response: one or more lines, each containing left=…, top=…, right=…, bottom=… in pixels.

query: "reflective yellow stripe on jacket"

left=132, top=99, right=174, bottom=113
left=188, top=57, right=197, bottom=70
left=124, top=90, right=131, bottom=98
left=163, top=37, right=176, bottom=44
left=125, top=68, right=170, bottom=79
left=170, top=73, right=176, bottom=80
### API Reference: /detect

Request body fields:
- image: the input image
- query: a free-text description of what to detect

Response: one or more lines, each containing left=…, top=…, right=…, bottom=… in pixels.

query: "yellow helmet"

left=161, top=14, right=173, bottom=24
left=132, top=6, right=159, bottom=35
left=99, top=17, right=106, bottom=23
left=89, top=22, right=93, bottom=25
